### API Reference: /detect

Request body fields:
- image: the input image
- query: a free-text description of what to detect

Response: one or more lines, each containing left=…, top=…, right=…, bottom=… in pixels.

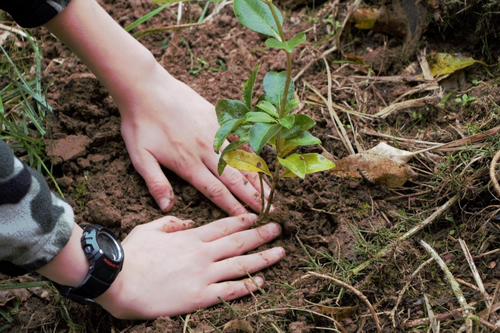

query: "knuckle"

left=147, top=179, right=170, bottom=196
left=204, top=180, right=226, bottom=199
left=214, top=221, right=229, bottom=235
left=222, top=282, right=237, bottom=298
left=225, top=170, right=244, bottom=187
left=230, top=236, right=245, bottom=251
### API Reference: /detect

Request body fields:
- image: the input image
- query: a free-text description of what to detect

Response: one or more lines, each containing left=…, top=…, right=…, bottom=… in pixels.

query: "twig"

left=420, top=240, right=474, bottom=332
left=390, top=258, right=434, bottom=327
left=323, top=58, right=355, bottom=155
left=308, top=271, right=382, bottom=333
left=351, top=193, right=459, bottom=275
left=489, top=148, right=500, bottom=197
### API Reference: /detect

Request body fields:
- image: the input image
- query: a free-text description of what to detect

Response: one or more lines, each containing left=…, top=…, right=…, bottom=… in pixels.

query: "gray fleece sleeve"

left=0, top=140, right=74, bottom=276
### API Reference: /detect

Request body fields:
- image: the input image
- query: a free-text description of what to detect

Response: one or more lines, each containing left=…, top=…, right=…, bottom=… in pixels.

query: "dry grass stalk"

left=373, top=95, right=439, bottom=119
left=459, top=239, right=492, bottom=308
left=420, top=240, right=474, bottom=332
left=489, top=148, right=500, bottom=197
left=389, top=258, right=434, bottom=327
left=307, top=271, right=382, bottom=333
left=352, top=193, right=459, bottom=275
left=306, top=65, right=356, bottom=156
left=247, top=306, right=347, bottom=333
left=424, top=294, right=440, bottom=333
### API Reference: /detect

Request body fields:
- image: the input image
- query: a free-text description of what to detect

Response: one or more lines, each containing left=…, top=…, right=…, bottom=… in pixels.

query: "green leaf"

left=214, top=118, right=244, bottom=152
left=244, top=112, right=277, bottom=123
left=283, top=131, right=321, bottom=149
left=281, top=114, right=316, bottom=138
left=265, top=32, right=306, bottom=53
left=303, top=153, right=335, bottom=174
left=215, top=99, right=250, bottom=125
left=278, top=114, right=295, bottom=129
left=282, top=153, right=334, bottom=177
left=233, top=0, right=283, bottom=39
left=223, top=149, right=271, bottom=175
left=249, top=123, right=282, bottom=154
left=217, top=141, right=246, bottom=175
left=242, top=65, right=260, bottom=110
left=279, top=154, right=306, bottom=179
left=285, top=98, right=300, bottom=114
left=263, top=71, right=294, bottom=110
left=256, top=100, right=279, bottom=117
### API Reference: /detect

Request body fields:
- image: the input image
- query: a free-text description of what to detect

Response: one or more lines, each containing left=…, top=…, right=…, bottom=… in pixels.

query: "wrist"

left=36, top=224, right=88, bottom=287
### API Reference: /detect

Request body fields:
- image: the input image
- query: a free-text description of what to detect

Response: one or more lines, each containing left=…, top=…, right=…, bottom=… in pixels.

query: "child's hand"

left=95, top=213, right=284, bottom=319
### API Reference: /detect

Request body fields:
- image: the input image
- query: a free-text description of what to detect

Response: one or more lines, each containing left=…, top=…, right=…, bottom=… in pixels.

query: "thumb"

left=131, top=153, right=175, bottom=212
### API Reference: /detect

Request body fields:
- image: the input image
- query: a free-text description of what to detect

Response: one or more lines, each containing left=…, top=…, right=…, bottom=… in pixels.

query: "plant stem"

left=258, top=0, right=293, bottom=221
left=263, top=0, right=292, bottom=118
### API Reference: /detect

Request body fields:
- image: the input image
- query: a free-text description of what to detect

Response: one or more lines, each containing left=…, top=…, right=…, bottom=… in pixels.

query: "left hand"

left=95, top=213, right=284, bottom=319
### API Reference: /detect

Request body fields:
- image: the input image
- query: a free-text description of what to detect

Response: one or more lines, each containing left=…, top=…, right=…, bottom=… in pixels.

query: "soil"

left=2, top=0, right=500, bottom=332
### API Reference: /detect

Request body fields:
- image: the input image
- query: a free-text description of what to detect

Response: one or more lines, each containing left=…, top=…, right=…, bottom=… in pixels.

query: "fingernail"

left=159, top=197, right=170, bottom=211
left=272, top=247, right=284, bottom=256
left=254, top=276, right=264, bottom=286
left=269, top=223, right=281, bottom=234
left=264, top=188, right=271, bottom=198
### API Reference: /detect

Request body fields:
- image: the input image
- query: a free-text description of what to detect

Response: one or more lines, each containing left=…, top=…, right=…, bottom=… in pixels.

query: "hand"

left=44, top=0, right=270, bottom=215
left=95, top=214, right=284, bottom=320
left=118, top=66, right=271, bottom=214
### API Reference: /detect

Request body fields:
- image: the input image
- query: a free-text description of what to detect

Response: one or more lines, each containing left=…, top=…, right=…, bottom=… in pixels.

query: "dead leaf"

left=318, top=304, right=358, bottom=320
left=331, top=142, right=416, bottom=188
left=222, top=319, right=254, bottom=333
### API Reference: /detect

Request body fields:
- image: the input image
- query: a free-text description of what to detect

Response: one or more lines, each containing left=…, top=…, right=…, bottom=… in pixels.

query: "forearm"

left=43, top=0, right=162, bottom=112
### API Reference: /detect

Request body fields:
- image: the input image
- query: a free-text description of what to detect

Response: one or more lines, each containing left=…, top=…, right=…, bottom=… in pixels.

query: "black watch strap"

left=54, top=225, right=124, bottom=306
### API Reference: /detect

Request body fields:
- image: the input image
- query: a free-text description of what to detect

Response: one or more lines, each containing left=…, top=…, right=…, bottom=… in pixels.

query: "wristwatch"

left=54, top=225, right=125, bottom=306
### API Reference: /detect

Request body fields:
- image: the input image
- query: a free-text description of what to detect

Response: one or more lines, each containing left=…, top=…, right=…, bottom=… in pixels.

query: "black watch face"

left=97, top=232, right=123, bottom=261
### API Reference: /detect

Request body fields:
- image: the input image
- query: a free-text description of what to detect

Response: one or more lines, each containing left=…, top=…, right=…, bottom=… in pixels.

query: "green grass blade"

left=124, top=3, right=171, bottom=32
left=0, top=281, right=49, bottom=290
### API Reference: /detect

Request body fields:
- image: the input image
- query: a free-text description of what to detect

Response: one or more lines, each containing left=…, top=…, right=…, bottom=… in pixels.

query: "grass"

left=0, top=29, right=63, bottom=195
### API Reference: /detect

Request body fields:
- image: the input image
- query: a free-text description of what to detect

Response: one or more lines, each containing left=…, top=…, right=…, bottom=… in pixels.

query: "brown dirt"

left=2, top=0, right=500, bottom=332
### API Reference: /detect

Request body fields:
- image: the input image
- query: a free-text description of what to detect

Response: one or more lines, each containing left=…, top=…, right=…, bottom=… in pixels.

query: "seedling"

left=213, top=0, right=335, bottom=220
left=454, top=93, right=475, bottom=106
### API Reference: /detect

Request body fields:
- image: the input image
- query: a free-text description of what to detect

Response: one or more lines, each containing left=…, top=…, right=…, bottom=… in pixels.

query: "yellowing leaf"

left=349, top=8, right=379, bottom=29
left=427, top=53, right=486, bottom=78
left=223, top=149, right=271, bottom=176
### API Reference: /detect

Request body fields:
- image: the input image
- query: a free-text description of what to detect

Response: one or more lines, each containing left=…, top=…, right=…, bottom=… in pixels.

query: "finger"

left=239, top=169, right=272, bottom=200
left=204, top=276, right=265, bottom=306
left=130, top=152, right=175, bottom=212
left=147, top=215, right=195, bottom=233
left=210, top=222, right=282, bottom=260
left=187, top=165, right=249, bottom=216
left=196, top=214, right=258, bottom=242
left=210, top=247, right=285, bottom=282
left=203, top=152, right=264, bottom=214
